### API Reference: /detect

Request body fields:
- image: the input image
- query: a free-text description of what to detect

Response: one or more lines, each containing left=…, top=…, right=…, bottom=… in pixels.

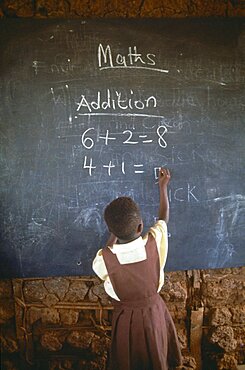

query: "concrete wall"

left=0, top=1, right=244, bottom=369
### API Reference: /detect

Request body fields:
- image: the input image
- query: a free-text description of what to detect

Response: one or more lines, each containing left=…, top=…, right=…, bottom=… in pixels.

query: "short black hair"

left=104, top=197, right=142, bottom=241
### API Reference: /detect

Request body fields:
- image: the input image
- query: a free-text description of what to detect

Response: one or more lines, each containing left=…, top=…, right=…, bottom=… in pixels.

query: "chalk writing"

left=33, top=59, right=84, bottom=75
left=81, top=128, right=95, bottom=149
left=76, top=89, right=157, bottom=113
left=97, top=44, right=170, bottom=74
left=79, top=126, right=167, bottom=149
left=83, top=156, right=96, bottom=176
left=97, top=44, right=169, bottom=74
left=83, top=155, right=147, bottom=177
left=98, top=44, right=155, bottom=66
left=168, top=184, right=199, bottom=203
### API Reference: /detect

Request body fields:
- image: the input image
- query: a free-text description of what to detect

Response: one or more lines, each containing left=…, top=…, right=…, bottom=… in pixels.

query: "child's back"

left=93, top=168, right=182, bottom=370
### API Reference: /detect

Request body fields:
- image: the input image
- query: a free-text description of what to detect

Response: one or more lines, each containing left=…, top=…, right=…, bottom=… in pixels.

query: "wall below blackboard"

left=0, top=0, right=244, bottom=18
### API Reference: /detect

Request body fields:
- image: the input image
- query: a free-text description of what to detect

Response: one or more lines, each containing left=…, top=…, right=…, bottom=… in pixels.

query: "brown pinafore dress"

left=102, top=233, right=182, bottom=370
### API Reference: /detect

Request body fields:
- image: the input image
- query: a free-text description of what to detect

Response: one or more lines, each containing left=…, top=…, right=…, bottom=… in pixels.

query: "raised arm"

left=158, top=168, right=171, bottom=223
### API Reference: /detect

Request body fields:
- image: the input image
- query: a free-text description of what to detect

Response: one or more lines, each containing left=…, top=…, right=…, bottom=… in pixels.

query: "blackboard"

left=0, top=19, right=244, bottom=278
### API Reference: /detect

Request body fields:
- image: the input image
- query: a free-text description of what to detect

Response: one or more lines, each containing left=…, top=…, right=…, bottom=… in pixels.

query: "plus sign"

left=99, top=130, right=116, bottom=145
left=103, top=161, right=115, bottom=176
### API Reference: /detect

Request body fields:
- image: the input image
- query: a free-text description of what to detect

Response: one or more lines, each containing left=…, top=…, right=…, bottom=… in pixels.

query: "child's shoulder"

left=150, top=219, right=167, bottom=232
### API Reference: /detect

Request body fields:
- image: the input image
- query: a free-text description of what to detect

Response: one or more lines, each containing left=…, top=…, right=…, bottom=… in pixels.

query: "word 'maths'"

left=98, top=44, right=156, bottom=68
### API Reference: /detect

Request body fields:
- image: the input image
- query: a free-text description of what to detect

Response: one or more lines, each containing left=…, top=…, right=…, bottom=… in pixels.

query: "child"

left=92, top=168, right=182, bottom=370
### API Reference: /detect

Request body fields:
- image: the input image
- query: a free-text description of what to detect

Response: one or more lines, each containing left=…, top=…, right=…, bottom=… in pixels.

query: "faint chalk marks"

left=31, top=217, right=47, bottom=226
left=208, top=194, right=245, bottom=267
left=74, top=207, right=102, bottom=234
left=26, top=218, right=61, bottom=253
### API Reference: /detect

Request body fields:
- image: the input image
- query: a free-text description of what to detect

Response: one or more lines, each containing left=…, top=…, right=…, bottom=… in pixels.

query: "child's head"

left=104, top=197, right=142, bottom=241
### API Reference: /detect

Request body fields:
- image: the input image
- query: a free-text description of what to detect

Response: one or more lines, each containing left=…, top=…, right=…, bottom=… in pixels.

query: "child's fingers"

left=156, top=168, right=170, bottom=184
left=159, top=167, right=169, bottom=177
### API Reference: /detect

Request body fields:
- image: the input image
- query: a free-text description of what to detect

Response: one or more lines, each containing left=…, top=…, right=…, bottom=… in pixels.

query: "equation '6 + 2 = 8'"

left=78, top=125, right=168, bottom=149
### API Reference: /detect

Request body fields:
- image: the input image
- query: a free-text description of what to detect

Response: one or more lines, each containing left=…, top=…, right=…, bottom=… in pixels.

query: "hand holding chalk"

left=158, top=167, right=171, bottom=187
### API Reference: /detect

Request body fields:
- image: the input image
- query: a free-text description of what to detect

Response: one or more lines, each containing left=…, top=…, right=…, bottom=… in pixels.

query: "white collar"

left=109, top=236, right=146, bottom=254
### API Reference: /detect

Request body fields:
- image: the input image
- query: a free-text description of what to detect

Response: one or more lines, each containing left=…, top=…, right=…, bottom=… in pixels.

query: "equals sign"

left=139, top=135, right=153, bottom=144
left=134, top=164, right=144, bottom=174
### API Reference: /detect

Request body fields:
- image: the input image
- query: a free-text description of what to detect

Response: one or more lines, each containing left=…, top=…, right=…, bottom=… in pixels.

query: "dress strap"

left=145, top=233, right=159, bottom=260
left=102, top=246, right=120, bottom=271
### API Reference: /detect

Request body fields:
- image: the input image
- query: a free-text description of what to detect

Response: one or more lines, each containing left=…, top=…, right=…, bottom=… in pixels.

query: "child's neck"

left=117, top=234, right=141, bottom=244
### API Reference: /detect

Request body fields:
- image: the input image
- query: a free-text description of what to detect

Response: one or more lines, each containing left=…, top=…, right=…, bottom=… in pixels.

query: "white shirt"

left=92, top=220, right=168, bottom=301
